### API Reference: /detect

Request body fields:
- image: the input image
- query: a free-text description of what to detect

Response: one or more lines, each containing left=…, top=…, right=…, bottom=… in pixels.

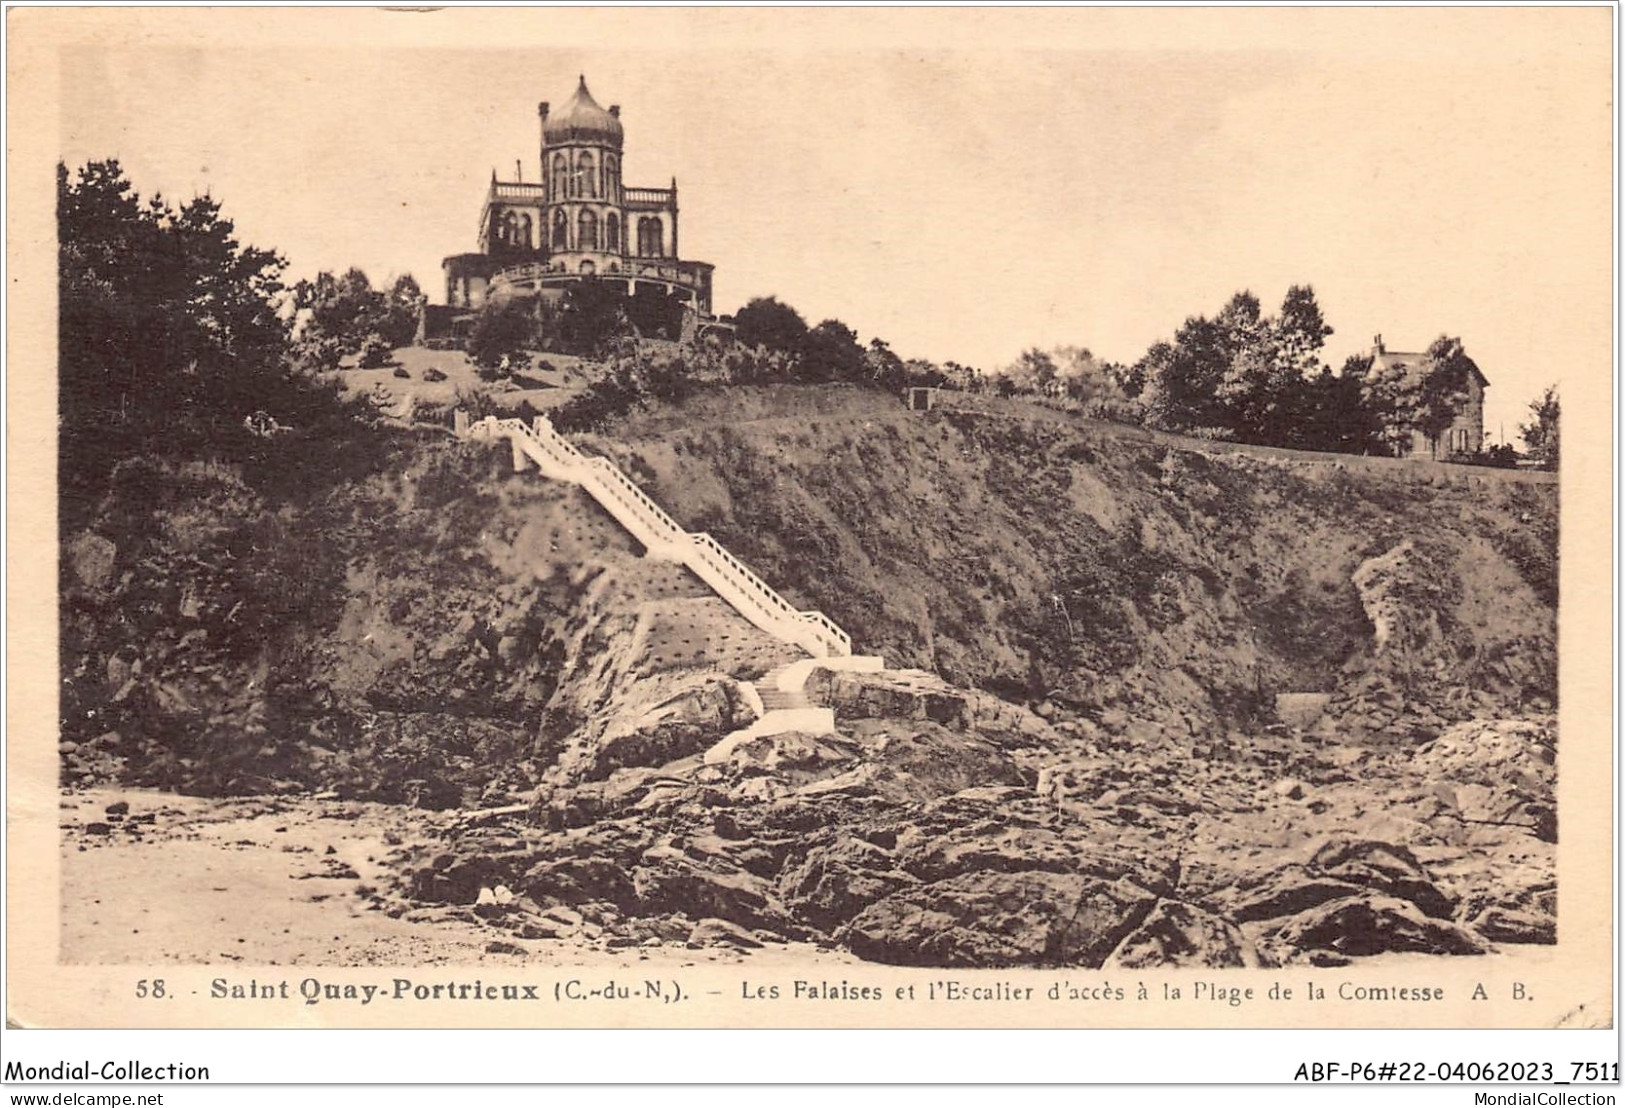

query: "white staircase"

left=701, top=656, right=887, bottom=765
left=755, top=662, right=807, bottom=712
left=467, top=414, right=852, bottom=660
left=704, top=662, right=834, bottom=764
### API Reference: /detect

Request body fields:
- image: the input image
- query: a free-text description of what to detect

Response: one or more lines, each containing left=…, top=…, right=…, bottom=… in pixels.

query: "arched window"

left=552, top=209, right=569, bottom=251
left=552, top=154, right=567, bottom=201
left=638, top=217, right=664, bottom=257
left=605, top=212, right=621, bottom=253
left=605, top=156, right=620, bottom=201
left=501, top=210, right=518, bottom=246
left=579, top=259, right=596, bottom=275
left=578, top=209, right=599, bottom=251
left=577, top=152, right=596, bottom=199
left=519, top=213, right=533, bottom=250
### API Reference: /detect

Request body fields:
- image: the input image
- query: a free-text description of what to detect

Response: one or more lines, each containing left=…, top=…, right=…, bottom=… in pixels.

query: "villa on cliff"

left=1369, top=334, right=1489, bottom=460
left=425, top=77, right=718, bottom=344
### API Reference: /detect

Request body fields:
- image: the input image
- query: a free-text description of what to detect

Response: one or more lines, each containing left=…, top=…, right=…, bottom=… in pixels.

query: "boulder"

left=780, top=837, right=918, bottom=931
left=1308, top=838, right=1457, bottom=919
left=845, top=871, right=1158, bottom=968
left=554, top=676, right=754, bottom=783
left=1469, top=906, right=1556, bottom=945
left=725, top=731, right=858, bottom=786
left=901, top=824, right=1080, bottom=884
left=687, top=917, right=765, bottom=950
left=1221, top=868, right=1368, bottom=924
left=632, top=859, right=791, bottom=935
left=66, top=532, right=117, bottom=593
left=1105, top=899, right=1269, bottom=969
left=805, top=669, right=1055, bottom=745
left=1264, top=895, right=1486, bottom=959
left=1413, top=718, right=1556, bottom=841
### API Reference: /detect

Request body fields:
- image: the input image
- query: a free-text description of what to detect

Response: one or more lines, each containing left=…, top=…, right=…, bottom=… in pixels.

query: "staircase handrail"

left=689, top=533, right=849, bottom=654
left=479, top=414, right=851, bottom=656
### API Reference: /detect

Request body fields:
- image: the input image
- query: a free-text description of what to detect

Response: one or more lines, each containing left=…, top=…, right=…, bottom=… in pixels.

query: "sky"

left=41, top=7, right=1613, bottom=441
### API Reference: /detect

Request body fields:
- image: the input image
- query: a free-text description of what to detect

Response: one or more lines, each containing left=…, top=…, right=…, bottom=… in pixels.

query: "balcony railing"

left=490, top=257, right=705, bottom=292
left=490, top=181, right=546, bottom=202
left=623, top=187, right=675, bottom=208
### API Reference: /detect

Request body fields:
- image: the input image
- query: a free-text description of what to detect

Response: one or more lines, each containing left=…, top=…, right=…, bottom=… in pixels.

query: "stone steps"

left=756, top=662, right=810, bottom=712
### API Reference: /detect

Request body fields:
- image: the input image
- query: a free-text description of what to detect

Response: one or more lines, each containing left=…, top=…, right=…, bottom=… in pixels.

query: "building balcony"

left=623, top=186, right=675, bottom=209
left=489, top=253, right=713, bottom=312
left=489, top=181, right=546, bottom=203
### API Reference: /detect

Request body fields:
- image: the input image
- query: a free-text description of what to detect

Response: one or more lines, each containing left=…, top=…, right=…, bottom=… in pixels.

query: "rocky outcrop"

left=1413, top=717, right=1556, bottom=841
left=382, top=673, right=1553, bottom=967
left=847, top=871, right=1159, bottom=968
left=804, top=668, right=1057, bottom=747
left=1105, top=900, right=1266, bottom=969
left=1261, top=896, right=1486, bottom=962
left=550, top=675, right=756, bottom=783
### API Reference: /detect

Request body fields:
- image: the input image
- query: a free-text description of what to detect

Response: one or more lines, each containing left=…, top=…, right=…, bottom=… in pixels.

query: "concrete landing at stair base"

left=703, top=708, right=837, bottom=765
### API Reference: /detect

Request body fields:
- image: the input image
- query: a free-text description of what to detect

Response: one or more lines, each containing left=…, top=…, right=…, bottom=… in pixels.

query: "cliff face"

left=590, top=387, right=1556, bottom=733
left=62, top=387, right=1557, bottom=798
left=60, top=441, right=767, bottom=804
left=59, top=385, right=1559, bottom=967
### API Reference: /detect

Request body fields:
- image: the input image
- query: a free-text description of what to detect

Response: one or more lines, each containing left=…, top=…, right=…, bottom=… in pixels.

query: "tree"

left=864, top=338, right=908, bottom=392
left=1134, top=286, right=1338, bottom=445
left=625, top=284, right=685, bottom=341
left=58, top=159, right=318, bottom=514
left=1213, top=286, right=1333, bottom=446
left=1137, top=316, right=1230, bottom=433
left=1276, top=284, right=1334, bottom=369
left=1295, top=365, right=1375, bottom=454
left=468, top=295, right=541, bottom=371
left=381, top=273, right=426, bottom=346
left=733, top=296, right=809, bottom=354
left=555, top=280, right=633, bottom=356
left=356, top=333, right=394, bottom=369
left=1520, top=384, right=1560, bottom=470
left=797, top=318, right=866, bottom=384
left=1357, top=335, right=1480, bottom=458
left=291, top=266, right=395, bottom=366
left=1359, top=353, right=1422, bottom=456
left=939, top=361, right=978, bottom=391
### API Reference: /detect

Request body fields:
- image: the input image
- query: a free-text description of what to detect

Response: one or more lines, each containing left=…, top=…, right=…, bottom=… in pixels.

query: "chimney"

left=1373, top=333, right=1384, bottom=354
left=538, top=102, right=549, bottom=120
left=515, top=160, right=522, bottom=181
left=609, top=105, right=620, bottom=118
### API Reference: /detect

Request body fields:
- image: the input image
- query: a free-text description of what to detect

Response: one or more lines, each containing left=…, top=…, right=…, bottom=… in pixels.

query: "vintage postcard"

left=5, top=6, right=1614, bottom=1049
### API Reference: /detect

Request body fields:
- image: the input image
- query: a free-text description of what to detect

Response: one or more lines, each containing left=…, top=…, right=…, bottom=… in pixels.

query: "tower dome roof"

left=542, top=76, right=623, bottom=148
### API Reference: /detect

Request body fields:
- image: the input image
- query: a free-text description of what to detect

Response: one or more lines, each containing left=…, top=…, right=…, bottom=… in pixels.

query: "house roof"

left=1373, top=349, right=1490, bottom=389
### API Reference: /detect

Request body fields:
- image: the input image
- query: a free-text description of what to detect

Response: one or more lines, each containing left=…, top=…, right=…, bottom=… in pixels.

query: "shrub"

left=357, top=333, right=393, bottom=369
left=469, top=296, right=541, bottom=370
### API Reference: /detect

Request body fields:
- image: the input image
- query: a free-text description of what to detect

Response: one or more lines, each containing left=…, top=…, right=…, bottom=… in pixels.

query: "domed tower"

left=540, top=76, right=626, bottom=269
left=440, top=77, right=714, bottom=323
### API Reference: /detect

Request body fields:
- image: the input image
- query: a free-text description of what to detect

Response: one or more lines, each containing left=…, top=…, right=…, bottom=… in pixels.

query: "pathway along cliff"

left=60, top=385, right=1557, bottom=967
